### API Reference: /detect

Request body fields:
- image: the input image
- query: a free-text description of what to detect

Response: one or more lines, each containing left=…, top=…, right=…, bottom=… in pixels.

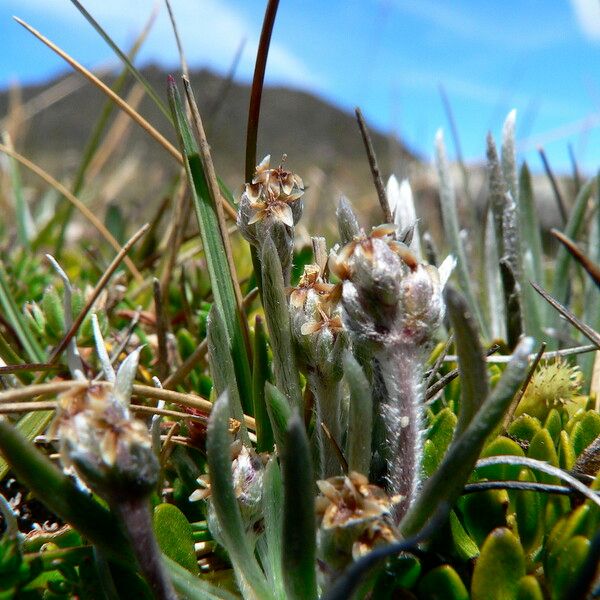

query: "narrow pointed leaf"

left=281, top=413, right=317, bottom=600
left=207, top=306, right=249, bottom=445
left=264, top=382, right=292, bottom=452
left=252, top=315, right=274, bottom=452
left=435, top=131, right=487, bottom=336
left=261, top=237, right=303, bottom=409
left=344, top=351, right=372, bottom=475
left=445, top=286, right=489, bottom=437
left=206, top=394, right=272, bottom=599
left=168, top=79, right=252, bottom=410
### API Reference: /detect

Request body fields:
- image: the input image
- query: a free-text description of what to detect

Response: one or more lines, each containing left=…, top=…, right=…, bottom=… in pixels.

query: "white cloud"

left=570, top=0, right=600, bottom=41
left=7, top=0, right=324, bottom=91
left=391, top=0, right=568, bottom=51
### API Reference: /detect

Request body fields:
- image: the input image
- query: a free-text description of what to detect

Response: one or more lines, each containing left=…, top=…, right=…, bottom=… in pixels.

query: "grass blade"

left=519, top=162, right=544, bottom=285
left=483, top=209, right=505, bottom=340
left=344, top=351, right=372, bottom=475
left=400, top=337, right=534, bottom=536
left=445, top=286, right=489, bottom=437
left=207, top=306, right=249, bottom=445
left=3, top=133, right=33, bottom=248
left=206, top=394, right=272, bottom=599
left=281, top=413, right=317, bottom=600
left=260, top=457, right=285, bottom=596
left=549, top=175, right=595, bottom=326
left=168, top=78, right=252, bottom=409
left=253, top=315, right=274, bottom=452
left=69, top=0, right=171, bottom=122
left=435, top=130, right=487, bottom=337
left=261, top=237, right=303, bottom=409
left=0, top=264, right=44, bottom=362
left=265, top=382, right=292, bottom=452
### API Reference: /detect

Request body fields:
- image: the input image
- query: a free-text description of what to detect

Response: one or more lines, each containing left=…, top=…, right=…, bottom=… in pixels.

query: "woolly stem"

left=113, top=496, right=177, bottom=600
left=377, top=344, right=425, bottom=519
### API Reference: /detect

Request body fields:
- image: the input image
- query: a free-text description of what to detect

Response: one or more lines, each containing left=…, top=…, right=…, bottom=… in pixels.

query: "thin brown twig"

left=551, top=229, right=600, bottom=288
left=0, top=143, right=143, bottom=281
left=153, top=279, right=169, bottom=382
left=48, top=224, right=149, bottom=364
left=355, top=107, right=392, bottom=223
left=320, top=422, right=348, bottom=474
left=503, top=342, right=546, bottom=428
left=0, top=363, right=61, bottom=376
left=13, top=17, right=181, bottom=162
left=531, top=281, right=600, bottom=348
left=0, top=380, right=256, bottom=430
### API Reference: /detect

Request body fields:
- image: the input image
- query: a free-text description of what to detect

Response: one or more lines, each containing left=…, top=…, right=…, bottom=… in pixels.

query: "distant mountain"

left=0, top=66, right=417, bottom=235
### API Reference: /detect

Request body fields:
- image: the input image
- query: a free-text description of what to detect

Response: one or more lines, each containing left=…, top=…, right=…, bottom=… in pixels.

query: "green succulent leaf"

left=471, top=527, right=525, bottom=600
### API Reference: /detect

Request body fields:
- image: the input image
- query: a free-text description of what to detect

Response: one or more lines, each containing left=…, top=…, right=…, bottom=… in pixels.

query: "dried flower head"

left=316, top=472, right=400, bottom=583
left=52, top=384, right=157, bottom=498
left=238, top=155, right=305, bottom=283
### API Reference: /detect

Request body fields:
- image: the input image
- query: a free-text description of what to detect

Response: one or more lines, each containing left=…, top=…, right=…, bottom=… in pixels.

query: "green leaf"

left=448, top=510, right=480, bottom=560
left=571, top=410, right=600, bottom=455
left=423, top=408, right=457, bottom=477
left=479, top=436, right=525, bottom=481
left=528, top=428, right=559, bottom=484
left=417, top=565, right=469, bottom=600
left=518, top=163, right=544, bottom=287
left=435, top=132, right=487, bottom=336
left=508, top=414, right=541, bottom=443
left=165, top=557, right=238, bottom=600
left=205, top=393, right=272, bottom=599
left=260, top=457, right=285, bottom=596
left=514, top=469, right=543, bottom=554
left=548, top=536, right=590, bottom=600
left=0, top=264, right=45, bottom=362
left=344, top=351, right=372, bottom=475
left=549, top=176, right=595, bottom=330
left=260, top=238, right=303, bottom=409
left=264, top=383, right=292, bottom=452
left=460, top=489, right=508, bottom=548
left=516, top=575, right=544, bottom=600
left=471, top=527, right=525, bottom=600
left=445, top=286, right=489, bottom=437
left=252, top=315, right=274, bottom=452
left=281, top=413, right=317, bottom=600
left=168, top=79, right=252, bottom=410
left=207, top=306, right=249, bottom=445
left=401, top=337, right=533, bottom=536
left=153, top=504, right=198, bottom=575
left=558, top=430, right=576, bottom=471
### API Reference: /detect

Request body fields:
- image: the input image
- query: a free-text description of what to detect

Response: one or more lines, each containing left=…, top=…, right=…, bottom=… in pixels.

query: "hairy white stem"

left=377, top=344, right=425, bottom=518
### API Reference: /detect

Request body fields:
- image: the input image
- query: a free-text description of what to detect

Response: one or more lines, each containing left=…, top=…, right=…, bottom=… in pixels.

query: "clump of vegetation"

left=1, top=3, right=600, bottom=599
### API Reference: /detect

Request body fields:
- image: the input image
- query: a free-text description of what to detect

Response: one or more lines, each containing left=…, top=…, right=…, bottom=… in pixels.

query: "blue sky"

left=2, top=0, right=600, bottom=174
